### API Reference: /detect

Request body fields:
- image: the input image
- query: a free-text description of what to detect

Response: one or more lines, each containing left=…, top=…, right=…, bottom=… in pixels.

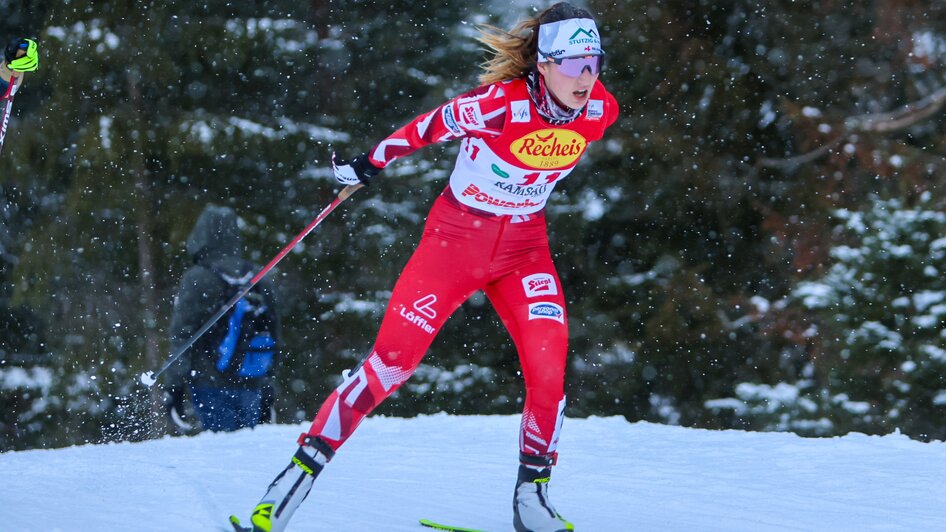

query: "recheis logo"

left=528, top=302, right=564, bottom=324
left=522, top=273, right=558, bottom=298
left=510, top=129, right=587, bottom=169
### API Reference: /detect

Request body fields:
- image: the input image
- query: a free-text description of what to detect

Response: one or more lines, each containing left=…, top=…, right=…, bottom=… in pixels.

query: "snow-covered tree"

left=714, top=194, right=946, bottom=438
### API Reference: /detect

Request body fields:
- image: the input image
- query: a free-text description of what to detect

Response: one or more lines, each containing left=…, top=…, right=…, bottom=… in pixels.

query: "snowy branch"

left=845, top=86, right=946, bottom=133
left=758, top=86, right=946, bottom=169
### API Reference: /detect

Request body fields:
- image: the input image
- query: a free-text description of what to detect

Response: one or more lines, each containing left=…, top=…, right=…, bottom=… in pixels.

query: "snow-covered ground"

left=2, top=414, right=945, bottom=531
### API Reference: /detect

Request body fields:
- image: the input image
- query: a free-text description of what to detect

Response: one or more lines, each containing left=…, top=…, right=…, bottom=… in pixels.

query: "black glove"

left=332, top=152, right=382, bottom=186
left=4, top=38, right=24, bottom=63
left=163, top=385, right=195, bottom=432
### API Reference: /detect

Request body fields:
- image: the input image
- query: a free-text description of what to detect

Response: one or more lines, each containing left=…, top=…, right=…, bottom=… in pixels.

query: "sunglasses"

left=539, top=51, right=605, bottom=77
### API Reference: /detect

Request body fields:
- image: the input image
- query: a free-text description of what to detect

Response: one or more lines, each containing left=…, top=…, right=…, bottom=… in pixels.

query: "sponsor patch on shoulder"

left=522, top=273, right=558, bottom=298
left=458, top=102, right=485, bottom=129
left=442, top=105, right=464, bottom=136
left=528, top=302, right=565, bottom=323
left=586, top=100, right=604, bottom=121
left=511, top=100, right=531, bottom=123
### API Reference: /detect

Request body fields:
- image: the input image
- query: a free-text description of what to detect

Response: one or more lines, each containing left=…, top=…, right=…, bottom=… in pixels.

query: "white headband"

left=537, top=18, right=603, bottom=61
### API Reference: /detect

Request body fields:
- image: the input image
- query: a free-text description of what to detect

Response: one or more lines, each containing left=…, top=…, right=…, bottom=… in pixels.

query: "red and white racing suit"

left=306, top=77, right=619, bottom=459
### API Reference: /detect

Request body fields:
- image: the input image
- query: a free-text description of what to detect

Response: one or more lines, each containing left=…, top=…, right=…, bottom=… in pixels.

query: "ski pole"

left=140, top=183, right=364, bottom=387
left=0, top=77, right=20, bottom=157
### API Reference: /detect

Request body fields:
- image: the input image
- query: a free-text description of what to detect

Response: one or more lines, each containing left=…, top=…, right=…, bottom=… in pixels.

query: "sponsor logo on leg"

left=413, top=294, right=438, bottom=318
left=522, top=273, right=558, bottom=298
left=399, top=294, right=438, bottom=334
left=528, top=302, right=564, bottom=324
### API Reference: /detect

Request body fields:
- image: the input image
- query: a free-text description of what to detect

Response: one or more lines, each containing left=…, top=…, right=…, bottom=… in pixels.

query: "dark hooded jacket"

left=166, top=205, right=281, bottom=390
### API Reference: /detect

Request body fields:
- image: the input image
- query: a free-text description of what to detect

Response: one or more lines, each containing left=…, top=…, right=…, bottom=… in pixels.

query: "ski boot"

left=230, top=434, right=335, bottom=532
left=512, top=452, right=574, bottom=532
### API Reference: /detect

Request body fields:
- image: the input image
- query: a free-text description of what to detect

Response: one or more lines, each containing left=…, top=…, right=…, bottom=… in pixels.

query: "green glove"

left=4, top=38, right=39, bottom=72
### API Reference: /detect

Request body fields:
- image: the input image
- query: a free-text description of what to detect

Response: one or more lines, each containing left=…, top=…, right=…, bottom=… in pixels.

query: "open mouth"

left=573, top=89, right=589, bottom=99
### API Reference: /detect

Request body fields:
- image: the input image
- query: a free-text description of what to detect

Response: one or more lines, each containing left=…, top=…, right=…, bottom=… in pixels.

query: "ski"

left=0, top=76, right=19, bottom=156
left=419, top=518, right=488, bottom=532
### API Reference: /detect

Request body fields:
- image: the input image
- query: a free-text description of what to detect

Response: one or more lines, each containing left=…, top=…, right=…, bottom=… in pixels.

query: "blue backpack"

left=207, top=265, right=278, bottom=379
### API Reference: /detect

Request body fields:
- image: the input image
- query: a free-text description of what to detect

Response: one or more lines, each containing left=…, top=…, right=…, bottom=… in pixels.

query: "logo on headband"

left=538, top=18, right=603, bottom=60
left=569, top=28, right=599, bottom=45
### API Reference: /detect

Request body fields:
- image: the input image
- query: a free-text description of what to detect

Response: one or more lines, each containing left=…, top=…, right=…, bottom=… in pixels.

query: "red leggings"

left=306, top=193, right=568, bottom=458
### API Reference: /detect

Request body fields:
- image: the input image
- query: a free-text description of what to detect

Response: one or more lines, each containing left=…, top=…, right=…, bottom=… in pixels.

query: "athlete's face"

left=537, top=59, right=599, bottom=110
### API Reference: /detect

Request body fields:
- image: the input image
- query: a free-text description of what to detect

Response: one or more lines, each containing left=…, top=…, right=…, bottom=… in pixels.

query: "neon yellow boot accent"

left=251, top=503, right=275, bottom=532
left=292, top=455, right=315, bottom=476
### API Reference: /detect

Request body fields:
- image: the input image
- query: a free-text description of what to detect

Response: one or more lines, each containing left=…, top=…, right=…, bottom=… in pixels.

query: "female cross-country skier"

left=232, top=3, right=618, bottom=531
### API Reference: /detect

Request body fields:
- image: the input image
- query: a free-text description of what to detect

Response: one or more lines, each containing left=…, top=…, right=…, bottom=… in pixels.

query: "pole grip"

left=339, top=183, right=364, bottom=201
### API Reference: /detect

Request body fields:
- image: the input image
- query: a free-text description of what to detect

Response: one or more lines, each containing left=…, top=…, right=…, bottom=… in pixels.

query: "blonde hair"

left=476, top=2, right=595, bottom=86
left=476, top=18, right=542, bottom=85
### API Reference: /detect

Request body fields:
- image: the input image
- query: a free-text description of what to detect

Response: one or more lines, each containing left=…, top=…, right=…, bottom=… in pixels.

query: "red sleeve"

left=368, top=82, right=508, bottom=168
left=604, top=87, right=619, bottom=129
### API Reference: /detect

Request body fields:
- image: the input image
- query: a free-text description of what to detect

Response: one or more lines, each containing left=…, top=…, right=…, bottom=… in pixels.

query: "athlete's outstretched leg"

left=232, top=255, right=472, bottom=532
left=232, top=199, right=495, bottom=531
left=486, top=259, right=572, bottom=532
left=486, top=264, right=569, bottom=457
left=305, top=202, right=495, bottom=449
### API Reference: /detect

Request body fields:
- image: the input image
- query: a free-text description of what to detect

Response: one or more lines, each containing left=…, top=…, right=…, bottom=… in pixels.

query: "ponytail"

left=476, top=19, right=541, bottom=85
left=476, top=2, right=596, bottom=86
